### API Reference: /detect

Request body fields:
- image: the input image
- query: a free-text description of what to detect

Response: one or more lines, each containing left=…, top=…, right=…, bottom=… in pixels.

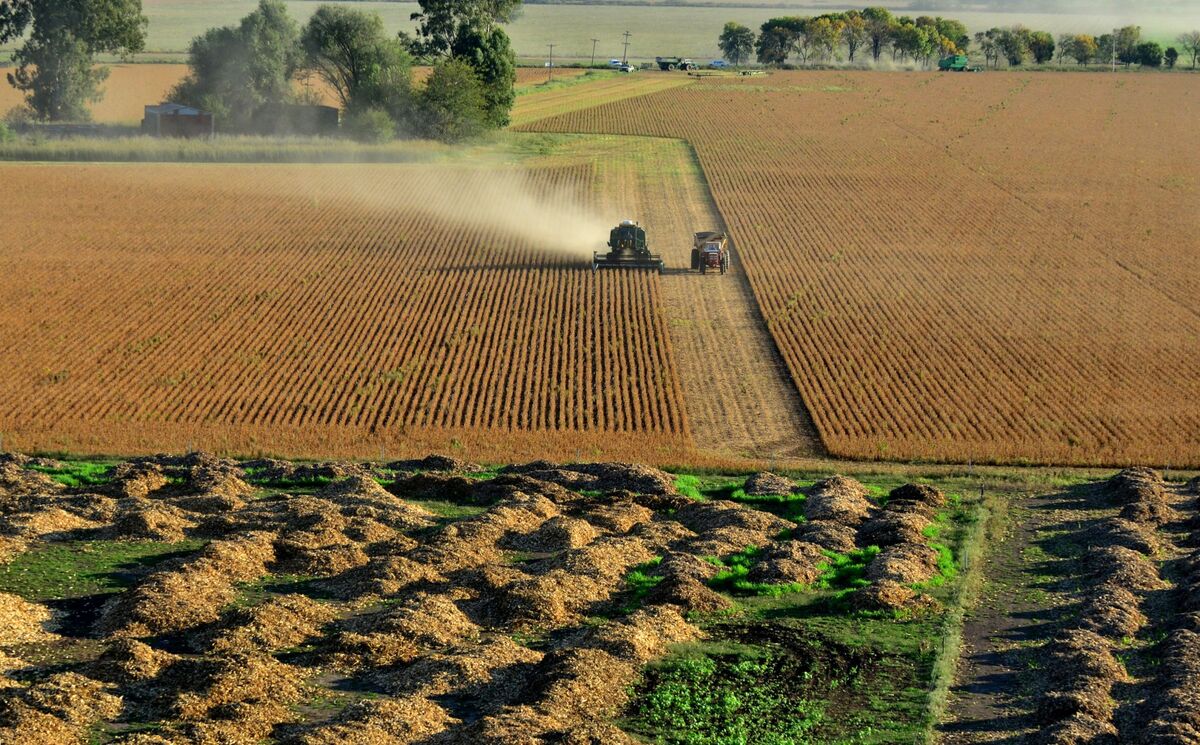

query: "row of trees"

left=717, top=9, right=1200, bottom=71
left=168, top=0, right=520, bottom=142
left=720, top=8, right=969, bottom=68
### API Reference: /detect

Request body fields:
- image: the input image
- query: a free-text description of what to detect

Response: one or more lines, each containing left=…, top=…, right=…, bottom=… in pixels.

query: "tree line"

left=0, top=0, right=520, bottom=142
left=718, top=9, right=1200, bottom=71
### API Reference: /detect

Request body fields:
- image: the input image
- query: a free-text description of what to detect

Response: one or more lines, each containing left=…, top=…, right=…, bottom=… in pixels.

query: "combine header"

left=593, top=220, right=665, bottom=273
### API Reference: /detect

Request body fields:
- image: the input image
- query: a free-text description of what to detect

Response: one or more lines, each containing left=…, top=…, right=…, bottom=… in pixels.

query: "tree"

left=1165, top=46, right=1179, bottom=68
left=416, top=58, right=486, bottom=142
left=1177, top=31, right=1200, bottom=69
left=450, top=25, right=514, bottom=128
left=1055, top=33, right=1071, bottom=64
left=408, top=0, right=519, bottom=60
left=170, top=0, right=303, bottom=132
left=756, top=18, right=803, bottom=66
left=1066, top=34, right=1098, bottom=65
left=1115, top=25, right=1141, bottom=66
left=803, top=15, right=843, bottom=62
left=719, top=21, right=755, bottom=66
left=0, top=0, right=146, bottom=121
left=1028, top=30, right=1055, bottom=64
left=995, top=26, right=1030, bottom=66
left=1135, top=41, right=1162, bottom=67
left=862, top=7, right=894, bottom=62
left=841, top=11, right=867, bottom=62
left=302, top=6, right=412, bottom=112
left=975, top=29, right=1001, bottom=69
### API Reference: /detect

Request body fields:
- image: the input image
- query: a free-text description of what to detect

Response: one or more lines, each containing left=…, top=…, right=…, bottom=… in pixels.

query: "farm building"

left=142, top=103, right=214, bottom=138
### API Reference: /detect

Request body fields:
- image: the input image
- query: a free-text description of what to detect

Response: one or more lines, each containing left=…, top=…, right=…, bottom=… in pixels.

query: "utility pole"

left=621, top=30, right=632, bottom=65
left=1112, top=28, right=1118, bottom=72
left=590, top=38, right=599, bottom=68
left=547, top=43, right=555, bottom=81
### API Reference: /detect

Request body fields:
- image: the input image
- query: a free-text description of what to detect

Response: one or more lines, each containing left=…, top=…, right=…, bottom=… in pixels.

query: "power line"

left=621, top=30, right=632, bottom=65
left=547, top=43, right=556, bottom=81
left=590, top=38, right=599, bottom=68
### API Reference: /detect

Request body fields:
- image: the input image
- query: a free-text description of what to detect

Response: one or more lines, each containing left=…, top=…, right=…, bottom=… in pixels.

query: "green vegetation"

left=0, top=540, right=204, bottom=601
left=673, top=474, right=703, bottom=500
left=26, top=460, right=115, bottom=488
left=622, top=557, right=665, bottom=610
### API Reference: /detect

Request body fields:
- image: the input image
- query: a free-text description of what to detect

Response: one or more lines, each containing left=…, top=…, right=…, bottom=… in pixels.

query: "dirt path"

left=629, top=141, right=823, bottom=459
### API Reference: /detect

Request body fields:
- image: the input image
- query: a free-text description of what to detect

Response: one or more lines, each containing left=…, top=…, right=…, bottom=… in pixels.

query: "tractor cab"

left=592, top=220, right=665, bottom=272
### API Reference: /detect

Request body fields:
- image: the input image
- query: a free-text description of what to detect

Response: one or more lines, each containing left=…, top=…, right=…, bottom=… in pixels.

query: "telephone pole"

left=590, top=38, right=599, bottom=68
left=547, top=43, right=556, bottom=81
left=621, top=30, right=632, bottom=65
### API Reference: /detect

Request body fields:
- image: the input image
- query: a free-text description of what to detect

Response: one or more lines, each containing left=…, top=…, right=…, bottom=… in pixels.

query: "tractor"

left=937, top=54, right=979, bottom=72
left=593, top=220, right=665, bottom=272
left=690, top=231, right=730, bottom=275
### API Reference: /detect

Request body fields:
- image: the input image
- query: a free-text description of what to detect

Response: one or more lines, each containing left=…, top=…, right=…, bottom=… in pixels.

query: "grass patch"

left=673, top=474, right=704, bottom=500
left=26, top=460, right=115, bottom=488
left=0, top=540, right=204, bottom=601
left=622, top=557, right=665, bottom=611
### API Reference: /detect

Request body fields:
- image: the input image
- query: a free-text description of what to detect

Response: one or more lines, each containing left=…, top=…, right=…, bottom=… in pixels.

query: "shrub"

left=343, top=106, right=396, bottom=143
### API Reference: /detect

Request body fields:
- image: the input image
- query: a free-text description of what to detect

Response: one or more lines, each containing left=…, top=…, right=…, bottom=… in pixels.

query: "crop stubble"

left=521, top=71, right=1200, bottom=466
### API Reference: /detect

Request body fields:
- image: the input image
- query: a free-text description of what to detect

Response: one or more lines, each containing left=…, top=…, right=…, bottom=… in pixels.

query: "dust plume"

left=274, top=164, right=615, bottom=263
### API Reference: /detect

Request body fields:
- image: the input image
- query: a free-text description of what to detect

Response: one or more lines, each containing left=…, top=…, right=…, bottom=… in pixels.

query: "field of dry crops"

left=0, top=150, right=695, bottom=462
left=0, top=452, right=972, bottom=743
left=521, top=71, right=1200, bottom=468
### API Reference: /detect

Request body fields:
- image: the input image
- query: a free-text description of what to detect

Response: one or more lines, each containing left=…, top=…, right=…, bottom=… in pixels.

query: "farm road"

left=614, top=140, right=822, bottom=459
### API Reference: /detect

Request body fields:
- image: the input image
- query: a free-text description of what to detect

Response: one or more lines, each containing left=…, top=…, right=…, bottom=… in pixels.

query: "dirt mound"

left=0, top=671, right=122, bottom=741
left=388, top=454, right=479, bottom=473
left=97, top=532, right=276, bottom=637
left=0, top=462, right=63, bottom=500
left=1032, top=713, right=1119, bottom=744
left=748, top=540, right=826, bottom=585
left=647, top=575, right=733, bottom=613
left=673, top=500, right=794, bottom=536
left=887, top=483, right=947, bottom=510
left=472, top=474, right=579, bottom=506
left=1102, top=467, right=1174, bottom=525
left=656, top=552, right=719, bottom=582
left=805, top=476, right=873, bottom=525
left=1085, top=518, right=1161, bottom=556
left=1077, top=586, right=1148, bottom=638
left=530, top=647, right=640, bottom=727
left=503, top=462, right=677, bottom=496
left=106, top=462, right=169, bottom=500
left=0, top=592, right=56, bottom=644
left=743, top=472, right=797, bottom=496
left=1, top=506, right=102, bottom=540
left=1085, top=545, right=1167, bottom=591
left=1143, top=629, right=1200, bottom=741
left=288, top=695, right=457, bottom=744
left=186, top=465, right=254, bottom=499
left=575, top=606, right=701, bottom=663
left=108, top=499, right=196, bottom=542
left=319, top=555, right=445, bottom=600
left=379, top=636, right=542, bottom=709
left=204, top=594, right=336, bottom=655
left=0, top=536, right=25, bottom=565
left=505, top=515, right=598, bottom=553
left=580, top=499, right=654, bottom=534
left=865, top=543, right=940, bottom=584
left=795, top=521, right=858, bottom=553
left=87, top=639, right=179, bottom=684
left=340, top=593, right=480, bottom=652
left=170, top=653, right=305, bottom=743
left=1048, top=629, right=1127, bottom=683
left=857, top=511, right=932, bottom=547
left=851, top=580, right=918, bottom=610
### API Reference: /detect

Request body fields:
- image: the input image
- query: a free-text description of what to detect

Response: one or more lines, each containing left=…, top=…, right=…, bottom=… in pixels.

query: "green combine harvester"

left=593, top=220, right=665, bottom=272
left=938, top=54, right=979, bottom=72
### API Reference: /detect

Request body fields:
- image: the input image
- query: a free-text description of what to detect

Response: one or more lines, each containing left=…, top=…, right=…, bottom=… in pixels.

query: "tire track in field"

left=626, top=140, right=824, bottom=459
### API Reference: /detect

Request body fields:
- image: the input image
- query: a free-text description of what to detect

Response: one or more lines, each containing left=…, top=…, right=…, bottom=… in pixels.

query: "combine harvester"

left=593, top=220, right=665, bottom=273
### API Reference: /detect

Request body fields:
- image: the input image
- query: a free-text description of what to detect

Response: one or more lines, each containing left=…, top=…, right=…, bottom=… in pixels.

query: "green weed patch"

left=0, top=540, right=204, bottom=601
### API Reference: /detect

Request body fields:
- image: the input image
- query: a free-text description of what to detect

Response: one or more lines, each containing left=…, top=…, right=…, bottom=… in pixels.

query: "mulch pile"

left=743, top=472, right=797, bottom=496
left=852, top=483, right=948, bottom=610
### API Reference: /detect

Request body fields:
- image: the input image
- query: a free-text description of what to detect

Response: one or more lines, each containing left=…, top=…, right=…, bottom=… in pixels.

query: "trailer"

left=655, top=56, right=696, bottom=71
left=690, top=231, right=730, bottom=275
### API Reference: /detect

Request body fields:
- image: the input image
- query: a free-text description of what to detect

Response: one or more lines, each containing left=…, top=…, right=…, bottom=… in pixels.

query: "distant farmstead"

left=142, top=103, right=215, bottom=138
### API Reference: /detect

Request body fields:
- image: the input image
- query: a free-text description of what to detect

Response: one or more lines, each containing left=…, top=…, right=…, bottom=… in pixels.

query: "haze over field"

left=118, top=1, right=1200, bottom=60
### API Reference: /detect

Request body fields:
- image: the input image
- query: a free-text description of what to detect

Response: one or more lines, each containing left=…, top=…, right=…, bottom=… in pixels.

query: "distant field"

left=3, top=1, right=1186, bottom=63
left=523, top=71, right=1200, bottom=467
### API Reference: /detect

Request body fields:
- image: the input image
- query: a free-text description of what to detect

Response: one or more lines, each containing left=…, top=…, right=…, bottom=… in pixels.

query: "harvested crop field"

left=0, top=452, right=979, bottom=743
left=521, top=70, right=1200, bottom=468
left=0, top=64, right=187, bottom=125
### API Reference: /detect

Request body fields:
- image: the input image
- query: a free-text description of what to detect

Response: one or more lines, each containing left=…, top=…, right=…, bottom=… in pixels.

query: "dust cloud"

left=274, top=164, right=615, bottom=263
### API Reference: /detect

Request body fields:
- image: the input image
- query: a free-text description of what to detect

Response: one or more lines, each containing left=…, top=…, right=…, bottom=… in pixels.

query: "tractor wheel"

left=667, top=64, right=676, bottom=71
left=700, top=261, right=706, bottom=275
left=690, top=248, right=700, bottom=270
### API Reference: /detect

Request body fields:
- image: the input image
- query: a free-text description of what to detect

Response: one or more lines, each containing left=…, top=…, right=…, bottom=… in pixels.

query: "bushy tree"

left=171, top=0, right=303, bottom=132
left=1164, top=46, right=1179, bottom=68
left=1115, top=25, right=1141, bottom=65
left=756, top=19, right=802, bottom=66
left=1066, top=34, right=1099, bottom=65
left=343, top=106, right=395, bottom=142
left=416, top=58, right=486, bottom=142
left=1177, top=31, right=1200, bottom=69
left=302, top=6, right=411, bottom=112
left=803, top=15, right=843, bottom=62
left=1135, top=41, right=1162, bottom=67
left=862, top=7, right=894, bottom=62
left=840, top=11, right=867, bottom=62
left=450, top=25, right=515, bottom=127
left=0, top=0, right=146, bottom=121
left=1028, top=30, right=1055, bottom=64
left=719, top=21, right=756, bottom=66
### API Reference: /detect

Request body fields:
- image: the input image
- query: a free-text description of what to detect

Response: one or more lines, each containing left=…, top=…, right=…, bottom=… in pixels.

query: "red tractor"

left=690, top=231, right=731, bottom=275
